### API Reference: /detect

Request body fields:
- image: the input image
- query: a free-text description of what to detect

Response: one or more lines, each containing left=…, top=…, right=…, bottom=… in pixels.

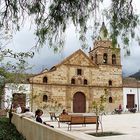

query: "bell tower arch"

left=89, top=22, right=121, bottom=66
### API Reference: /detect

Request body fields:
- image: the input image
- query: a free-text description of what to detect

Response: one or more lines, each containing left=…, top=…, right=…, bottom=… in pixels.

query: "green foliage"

left=0, top=48, right=34, bottom=104
left=107, top=0, right=139, bottom=47
left=0, top=54, right=33, bottom=93
left=92, top=89, right=108, bottom=116
left=0, top=0, right=140, bottom=50
left=92, top=89, right=108, bottom=133
left=0, top=117, right=25, bottom=140
left=0, top=8, right=34, bottom=109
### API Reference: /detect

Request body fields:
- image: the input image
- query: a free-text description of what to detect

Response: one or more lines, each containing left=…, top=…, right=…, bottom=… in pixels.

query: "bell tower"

left=89, top=22, right=121, bottom=66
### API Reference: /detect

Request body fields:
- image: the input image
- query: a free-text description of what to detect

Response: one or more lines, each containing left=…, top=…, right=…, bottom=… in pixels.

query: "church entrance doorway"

left=73, top=92, right=86, bottom=113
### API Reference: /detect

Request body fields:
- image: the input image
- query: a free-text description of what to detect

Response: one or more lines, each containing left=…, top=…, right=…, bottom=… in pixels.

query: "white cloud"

left=122, top=44, right=140, bottom=76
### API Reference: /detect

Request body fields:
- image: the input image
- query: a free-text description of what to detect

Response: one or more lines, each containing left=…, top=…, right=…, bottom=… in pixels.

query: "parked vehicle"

left=112, top=108, right=122, bottom=115
left=126, top=104, right=137, bottom=113
left=128, top=108, right=136, bottom=113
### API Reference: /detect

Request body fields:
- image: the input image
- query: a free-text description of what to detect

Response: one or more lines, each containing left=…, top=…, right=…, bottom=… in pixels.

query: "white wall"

left=123, top=87, right=140, bottom=112
left=2, top=83, right=31, bottom=109
left=12, top=113, right=78, bottom=140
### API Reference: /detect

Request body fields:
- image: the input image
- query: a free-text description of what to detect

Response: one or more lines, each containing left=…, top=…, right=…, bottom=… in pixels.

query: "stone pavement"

left=42, top=112, right=140, bottom=140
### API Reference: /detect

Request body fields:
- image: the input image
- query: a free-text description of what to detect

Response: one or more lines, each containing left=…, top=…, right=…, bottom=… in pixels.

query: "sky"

left=5, top=0, right=140, bottom=76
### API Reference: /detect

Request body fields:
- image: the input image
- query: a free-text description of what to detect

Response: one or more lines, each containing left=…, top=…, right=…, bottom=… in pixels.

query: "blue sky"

left=5, top=0, right=140, bottom=76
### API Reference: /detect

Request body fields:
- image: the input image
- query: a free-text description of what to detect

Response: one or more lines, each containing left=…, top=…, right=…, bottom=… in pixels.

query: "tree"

left=0, top=29, right=34, bottom=98
left=0, top=42, right=34, bottom=109
left=0, top=0, right=139, bottom=51
left=0, top=63, right=33, bottom=123
left=0, top=48, right=34, bottom=91
left=92, top=89, right=108, bottom=133
left=0, top=8, right=35, bottom=121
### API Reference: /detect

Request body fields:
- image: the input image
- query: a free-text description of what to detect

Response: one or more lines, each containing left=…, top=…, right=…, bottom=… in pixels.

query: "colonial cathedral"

left=29, top=23, right=123, bottom=113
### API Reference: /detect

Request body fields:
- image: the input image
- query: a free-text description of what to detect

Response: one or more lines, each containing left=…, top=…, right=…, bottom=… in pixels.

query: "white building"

left=123, top=77, right=140, bottom=112
left=2, top=83, right=31, bottom=111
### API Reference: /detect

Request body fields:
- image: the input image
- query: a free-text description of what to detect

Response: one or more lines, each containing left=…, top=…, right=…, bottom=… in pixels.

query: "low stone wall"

left=11, top=113, right=79, bottom=140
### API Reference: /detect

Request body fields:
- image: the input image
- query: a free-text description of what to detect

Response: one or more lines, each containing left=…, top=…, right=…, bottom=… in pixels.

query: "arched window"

left=103, top=53, right=108, bottom=64
left=109, top=97, right=113, bottom=103
left=84, top=79, right=88, bottom=85
left=71, top=78, right=75, bottom=84
left=109, top=80, right=112, bottom=86
left=112, top=54, right=116, bottom=65
left=43, top=76, right=48, bottom=83
left=43, top=95, right=48, bottom=102
left=95, top=54, right=97, bottom=64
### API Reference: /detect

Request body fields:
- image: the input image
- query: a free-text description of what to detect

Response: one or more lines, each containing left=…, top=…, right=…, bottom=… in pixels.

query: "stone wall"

left=30, top=48, right=123, bottom=113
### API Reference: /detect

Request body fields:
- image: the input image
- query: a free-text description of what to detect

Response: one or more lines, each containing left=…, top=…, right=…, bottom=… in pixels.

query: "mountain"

left=129, top=70, right=140, bottom=80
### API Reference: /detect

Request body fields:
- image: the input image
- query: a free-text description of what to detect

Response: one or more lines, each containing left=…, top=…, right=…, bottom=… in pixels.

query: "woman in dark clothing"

left=35, top=109, right=43, bottom=123
left=35, top=109, right=54, bottom=128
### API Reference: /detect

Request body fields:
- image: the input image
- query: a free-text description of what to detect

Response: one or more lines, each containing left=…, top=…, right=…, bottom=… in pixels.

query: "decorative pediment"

left=57, top=49, right=97, bottom=67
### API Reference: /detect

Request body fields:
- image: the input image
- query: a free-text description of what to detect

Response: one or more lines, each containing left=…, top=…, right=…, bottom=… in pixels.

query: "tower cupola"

left=98, top=22, right=108, bottom=40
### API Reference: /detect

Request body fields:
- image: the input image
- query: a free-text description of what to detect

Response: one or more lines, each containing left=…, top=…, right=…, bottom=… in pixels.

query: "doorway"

left=127, top=94, right=135, bottom=108
left=12, top=93, right=26, bottom=112
left=73, top=92, right=86, bottom=113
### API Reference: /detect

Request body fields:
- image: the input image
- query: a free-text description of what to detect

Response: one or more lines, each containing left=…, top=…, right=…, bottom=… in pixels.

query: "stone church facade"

left=29, top=23, right=123, bottom=113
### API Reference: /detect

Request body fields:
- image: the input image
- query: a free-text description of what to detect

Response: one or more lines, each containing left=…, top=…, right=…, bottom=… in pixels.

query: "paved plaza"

left=43, top=113, right=140, bottom=140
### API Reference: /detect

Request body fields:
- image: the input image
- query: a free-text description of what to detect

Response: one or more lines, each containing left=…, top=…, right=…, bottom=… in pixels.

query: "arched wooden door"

left=73, top=92, right=86, bottom=113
